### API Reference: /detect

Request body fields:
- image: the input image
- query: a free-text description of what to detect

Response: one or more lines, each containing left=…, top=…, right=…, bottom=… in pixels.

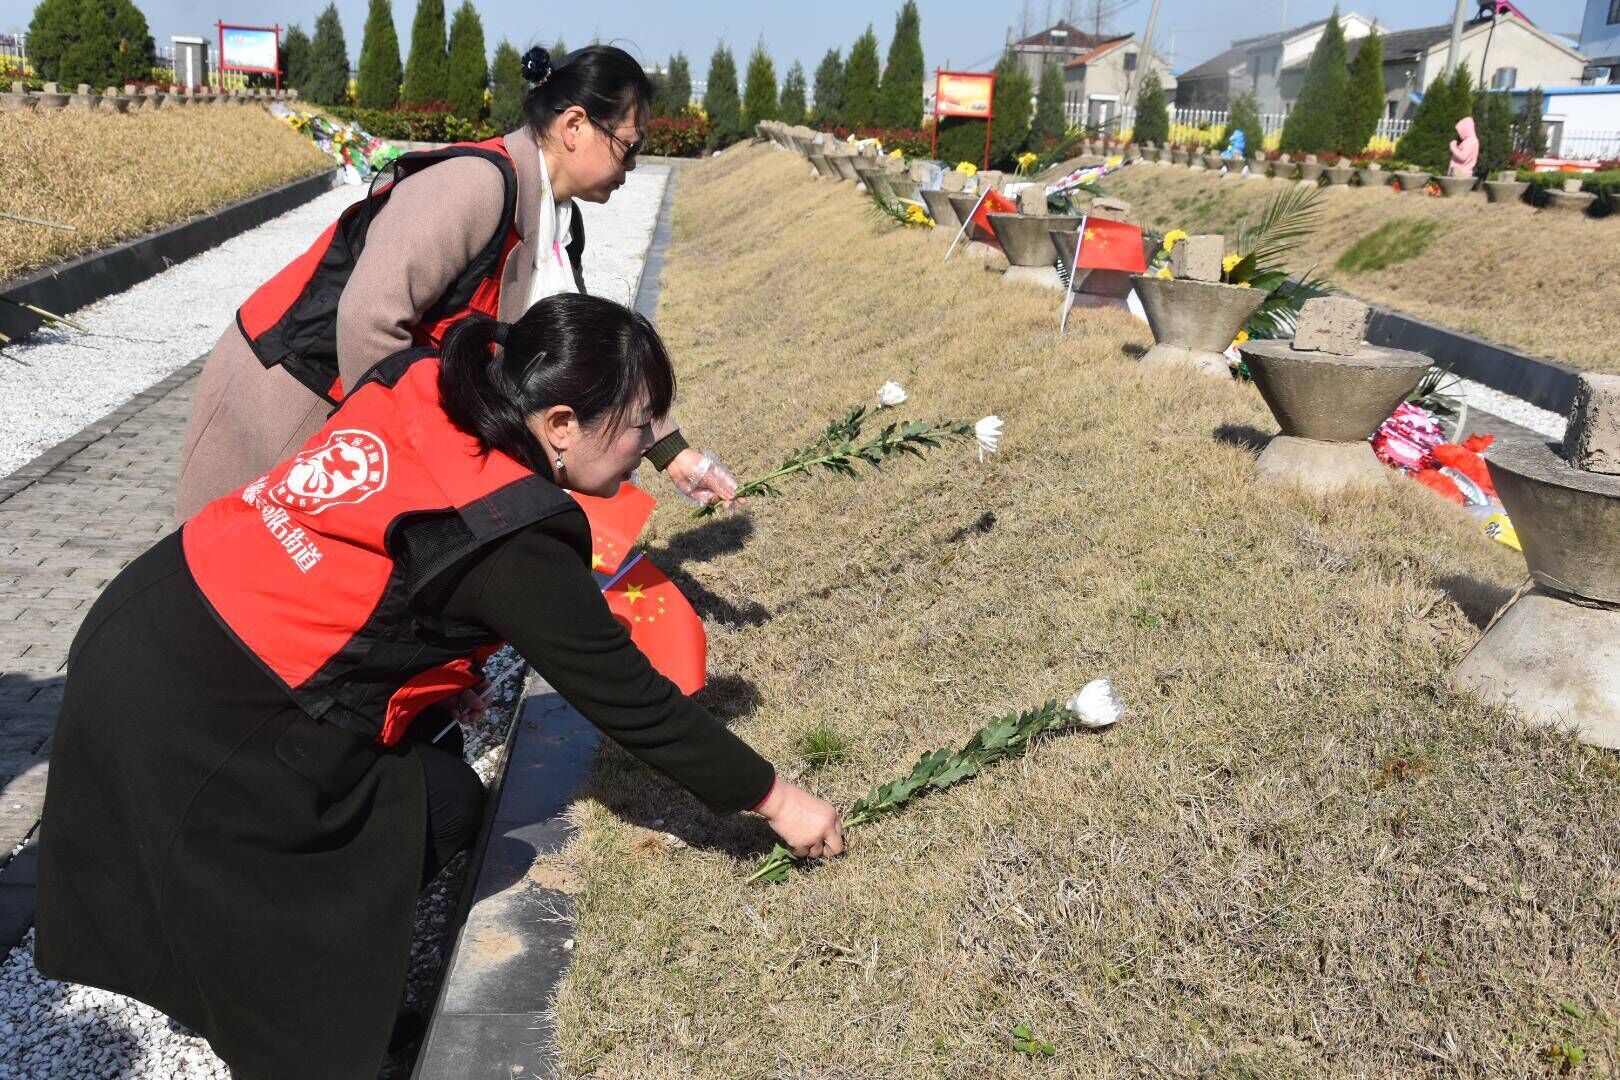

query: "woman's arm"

left=444, top=515, right=774, bottom=814
left=335, top=156, right=510, bottom=392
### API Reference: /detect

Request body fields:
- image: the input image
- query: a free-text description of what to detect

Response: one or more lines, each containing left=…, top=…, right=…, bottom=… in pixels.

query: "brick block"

left=1565, top=373, right=1620, bottom=475
left=1292, top=296, right=1369, bottom=356
left=1170, top=234, right=1224, bottom=282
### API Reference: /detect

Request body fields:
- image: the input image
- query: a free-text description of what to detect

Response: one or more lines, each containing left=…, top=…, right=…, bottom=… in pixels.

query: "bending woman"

left=174, top=44, right=737, bottom=521
left=37, top=293, right=841, bottom=1079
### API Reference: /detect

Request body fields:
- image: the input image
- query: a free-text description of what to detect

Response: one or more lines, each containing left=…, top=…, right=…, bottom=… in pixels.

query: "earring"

left=554, top=454, right=565, bottom=471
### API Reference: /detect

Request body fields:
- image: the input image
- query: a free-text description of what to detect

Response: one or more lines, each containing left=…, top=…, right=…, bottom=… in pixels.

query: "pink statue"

left=1449, top=116, right=1479, bottom=178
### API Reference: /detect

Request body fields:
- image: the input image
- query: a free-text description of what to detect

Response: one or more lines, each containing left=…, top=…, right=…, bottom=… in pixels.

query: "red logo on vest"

left=269, top=429, right=390, bottom=515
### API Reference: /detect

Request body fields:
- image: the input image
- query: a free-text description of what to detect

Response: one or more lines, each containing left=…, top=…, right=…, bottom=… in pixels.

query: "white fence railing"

left=1550, top=127, right=1620, bottom=161
left=1085, top=105, right=1412, bottom=151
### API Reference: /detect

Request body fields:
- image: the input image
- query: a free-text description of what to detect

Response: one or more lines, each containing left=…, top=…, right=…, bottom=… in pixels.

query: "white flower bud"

left=974, top=415, right=1004, bottom=462
left=1066, top=678, right=1123, bottom=729
left=877, top=381, right=908, bottom=408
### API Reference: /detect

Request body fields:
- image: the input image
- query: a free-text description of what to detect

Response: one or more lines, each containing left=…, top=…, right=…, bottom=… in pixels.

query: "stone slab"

left=1293, top=296, right=1368, bottom=356
left=1565, top=373, right=1620, bottom=475
left=1169, top=234, right=1223, bottom=282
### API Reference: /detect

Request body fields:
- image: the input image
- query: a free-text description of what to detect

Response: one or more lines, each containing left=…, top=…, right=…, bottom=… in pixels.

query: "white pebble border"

left=1452, top=375, right=1566, bottom=440
left=0, top=164, right=669, bottom=1076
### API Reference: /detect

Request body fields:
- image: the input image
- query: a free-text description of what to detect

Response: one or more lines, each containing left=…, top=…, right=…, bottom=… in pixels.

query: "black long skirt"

left=35, top=531, right=428, bottom=1079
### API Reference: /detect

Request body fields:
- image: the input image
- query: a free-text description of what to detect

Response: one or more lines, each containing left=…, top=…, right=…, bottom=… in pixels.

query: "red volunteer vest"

left=182, top=348, right=578, bottom=746
left=236, top=136, right=575, bottom=406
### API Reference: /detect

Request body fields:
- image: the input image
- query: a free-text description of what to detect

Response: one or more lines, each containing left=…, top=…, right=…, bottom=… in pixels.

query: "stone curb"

left=0, top=356, right=206, bottom=505
left=0, top=167, right=341, bottom=344
left=411, top=167, right=680, bottom=1079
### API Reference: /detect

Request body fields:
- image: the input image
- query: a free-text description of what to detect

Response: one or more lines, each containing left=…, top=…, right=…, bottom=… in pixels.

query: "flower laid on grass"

left=693, top=403, right=981, bottom=518
left=748, top=684, right=1124, bottom=883
left=869, top=192, right=934, bottom=229
left=974, top=415, right=1004, bottom=462
left=877, top=380, right=908, bottom=407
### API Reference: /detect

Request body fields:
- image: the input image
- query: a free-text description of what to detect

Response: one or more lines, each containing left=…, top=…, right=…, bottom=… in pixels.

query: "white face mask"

left=526, top=146, right=579, bottom=308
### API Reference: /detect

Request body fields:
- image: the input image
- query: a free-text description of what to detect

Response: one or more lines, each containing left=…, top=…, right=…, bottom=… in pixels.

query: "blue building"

left=1579, top=0, right=1620, bottom=82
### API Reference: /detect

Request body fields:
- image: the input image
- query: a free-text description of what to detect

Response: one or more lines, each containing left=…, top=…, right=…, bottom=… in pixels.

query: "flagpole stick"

left=1059, top=214, right=1089, bottom=335
left=943, top=186, right=992, bottom=263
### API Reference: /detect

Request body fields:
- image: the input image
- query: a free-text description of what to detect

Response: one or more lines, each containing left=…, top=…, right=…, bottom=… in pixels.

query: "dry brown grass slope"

left=543, top=144, right=1620, bottom=1078
left=0, top=106, right=333, bottom=281
left=1103, top=166, right=1620, bottom=376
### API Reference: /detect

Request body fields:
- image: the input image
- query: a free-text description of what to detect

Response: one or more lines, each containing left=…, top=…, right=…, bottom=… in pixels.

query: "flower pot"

left=1203, top=153, right=1225, bottom=171
left=1248, top=155, right=1269, bottom=178
left=1357, top=167, right=1393, bottom=187
left=1482, top=179, right=1529, bottom=204
left=1323, top=165, right=1355, bottom=186
left=1171, top=149, right=1188, bottom=165
left=1545, top=188, right=1597, bottom=212
left=1393, top=170, right=1431, bottom=192
left=807, top=154, right=838, bottom=179
left=829, top=155, right=860, bottom=182
left=1297, top=162, right=1325, bottom=183
left=920, top=189, right=961, bottom=231
left=1133, top=276, right=1268, bottom=377
left=1240, top=342, right=1431, bottom=443
left=888, top=176, right=921, bottom=201
left=1435, top=175, right=1478, bottom=197
left=987, top=212, right=1079, bottom=282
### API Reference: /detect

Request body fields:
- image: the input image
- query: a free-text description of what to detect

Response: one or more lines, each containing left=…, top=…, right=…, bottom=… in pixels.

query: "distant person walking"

left=174, top=44, right=736, bottom=521
left=37, top=294, right=843, bottom=1079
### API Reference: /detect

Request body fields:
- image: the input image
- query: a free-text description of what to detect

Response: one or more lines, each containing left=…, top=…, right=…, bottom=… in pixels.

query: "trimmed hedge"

left=1518, top=168, right=1620, bottom=211
left=330, top=103, right=494, bottom=142
left=645, top=115, right=711, bottom=157
left=832, top=125, right=930, bottom=157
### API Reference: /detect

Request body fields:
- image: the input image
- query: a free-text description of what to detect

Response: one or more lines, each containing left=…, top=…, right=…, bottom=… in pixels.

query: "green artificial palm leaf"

left=1237, top=183, right=1325, bottom=272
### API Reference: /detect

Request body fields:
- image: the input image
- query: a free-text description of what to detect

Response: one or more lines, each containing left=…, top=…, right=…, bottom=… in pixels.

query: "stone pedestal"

left=829, top=155, right=859, bottom=182
left=920, top=189, right=960, bottom=230
left=1324, top=165, right=1355, bottom=186
left=1171, top=149, right=1189, bottom=166
left=888, top=176, right=920, bottom=201
left=1248, top=155, right=1269, bottom=178
left=1203, top=152, right=1224, bottom=170
left=37, top=82, right=69, bottom=108
left=100, top=87, right=128, bottom=112
left=1297, top=161, right=1325, bottom=184
left=1546, top=181, right=1596, bottom=212
left=1452, top=429, right=1620, bottom=747
left=68, top=83, right=99, bottom=109
left=947, top=193, right=993, bottom=242
left=2, top=82, right=34, bottom=110
left=1483, top=179, right=1529, bottom=203
left=1239, top=338, right=1430, bottom=493
left=808, top=154, right=838, bottom=179
left=987, top=213, right=1077, bottom=289
left=1436, top=175, right=1478, bottom=197
left=1393, top=170, right=1431, bottom=192
left=1358, top=166, right=1393, bottom=187
left=1134, top=276, right=1267, bottom=377
left=1048, top=229, right=1134, bottom=301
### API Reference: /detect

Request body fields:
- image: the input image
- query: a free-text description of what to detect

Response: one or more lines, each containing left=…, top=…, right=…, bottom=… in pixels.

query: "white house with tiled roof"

left=1058, top=34, right=1176, bottom=130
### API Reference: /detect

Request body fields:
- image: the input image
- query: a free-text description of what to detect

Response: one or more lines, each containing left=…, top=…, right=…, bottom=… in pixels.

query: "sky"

left=4, top=0, right=1596, bottom=79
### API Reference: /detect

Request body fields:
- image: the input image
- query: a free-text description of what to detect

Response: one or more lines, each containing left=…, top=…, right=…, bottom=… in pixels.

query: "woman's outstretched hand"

left=668, top=447, right=741, bottom=509
left=755, top=781, right=845, bottom=860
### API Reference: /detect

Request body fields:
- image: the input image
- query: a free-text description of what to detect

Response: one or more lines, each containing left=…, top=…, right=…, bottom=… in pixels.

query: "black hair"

left=438, top=294, right=676, bottom=475
left=520, top=44, right=653, bottom=141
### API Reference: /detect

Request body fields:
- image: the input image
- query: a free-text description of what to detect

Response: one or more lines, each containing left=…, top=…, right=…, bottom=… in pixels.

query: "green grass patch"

left=793, top=720, right=850, bottom=770
left=1335, top=218, right=1446, bottom=273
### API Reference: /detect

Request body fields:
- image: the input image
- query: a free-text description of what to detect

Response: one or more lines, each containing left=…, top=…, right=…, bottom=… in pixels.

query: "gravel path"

left=0, top=164, right=669, bottom=1078
left=1452, top=375, right=1566, bottom=440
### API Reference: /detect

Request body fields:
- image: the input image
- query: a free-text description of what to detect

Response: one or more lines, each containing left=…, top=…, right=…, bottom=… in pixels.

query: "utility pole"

left=1445, top=0, right=1468, bottom=75
left=1280, top=0, right=1289, bottom=31
left=1124, top=0, right=1164, bottom=110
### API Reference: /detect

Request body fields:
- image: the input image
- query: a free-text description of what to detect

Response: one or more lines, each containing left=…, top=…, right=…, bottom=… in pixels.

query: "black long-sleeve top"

left=435, top=507, right=775, bottom=815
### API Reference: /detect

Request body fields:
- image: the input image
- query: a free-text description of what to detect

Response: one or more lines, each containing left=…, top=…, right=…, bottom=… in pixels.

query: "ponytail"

left=438, top=295, right=676, bottom=474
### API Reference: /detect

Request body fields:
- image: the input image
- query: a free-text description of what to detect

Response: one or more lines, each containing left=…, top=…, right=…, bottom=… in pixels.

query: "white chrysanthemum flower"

left=877, top=381, right=908, bottom=407
left=1066, top=678, right=1123, bottom=729
left=974, top=415, right=1004, bottom=462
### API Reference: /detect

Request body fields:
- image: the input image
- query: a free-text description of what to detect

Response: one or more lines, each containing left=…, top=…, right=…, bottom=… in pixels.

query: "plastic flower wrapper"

left=1066, top=678, right=1124, bottom=729
left=877, top=381, right=908, bottom=408
left=974, top=416, right=1004, bottom=462
left=670, top=451, right=738, bottom=507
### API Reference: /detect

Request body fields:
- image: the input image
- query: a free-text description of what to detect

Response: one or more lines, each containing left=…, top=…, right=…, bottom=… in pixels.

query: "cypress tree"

left=284, top=23, right=312, bottom=94
left=741, top=39, right=778, bottom=132
left=402, top=0, right=448, bottom=104
left=25, top=0, right=75, bottom=83
left=1280, top=9, right=1350, bottom=154
left=1221, top=89, right=1262, bottom=151
left=109, top=0, right=156, bottom=86
left=811, top=48, right=844, bottom=127
left=990, top=46, right=1033, bottom=163
left=663, top=52, right=692, bottom=116
left=551, top=37, right=566, bottom=59
left=843, top=25, right=881, bottom=128
left=779, top=60, right=808, bottom=126
left=307, top=2, right=351, bottom=107
left=1395, top=69, right=1454, bottom=169
left=1346, top=27, right=1385, bottom=154
left=1473, top=89, right=1514, bottom=177
left=446, top=0, right=486, bottom=118
left=356, top=0, right=402, bottom=110
left=704, top=42, right=741, bottom=148
left=1031, top=62, right=1066, bottom=145
left=489, top=38, right=524, bottom=131
left=876, top=0, right=924, bottom=129
left=1133, top=69, right=1169, bottom=146
left=58, top=0, right=121, bottom=89
left=1513, top=87, right=1546, bottom=158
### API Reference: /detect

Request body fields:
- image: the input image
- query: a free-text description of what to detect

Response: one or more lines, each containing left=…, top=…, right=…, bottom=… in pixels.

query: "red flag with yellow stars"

left=1074, top=217, right=1147, bottom=272
left=601, top=555, right=707, bottom=694
left=968, top=188, right=1018, bottom=248
left=570, top=482, right=656, bottom=575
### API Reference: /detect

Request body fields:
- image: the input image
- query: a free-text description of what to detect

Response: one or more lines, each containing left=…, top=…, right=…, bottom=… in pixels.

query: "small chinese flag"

left=603, top=556, right=707, bottom=694
left=570, top=482, right=656, bottom=575
left=1074, top=218, right=1148, bottom=272
left=968, top=188, right=1019, bottom=248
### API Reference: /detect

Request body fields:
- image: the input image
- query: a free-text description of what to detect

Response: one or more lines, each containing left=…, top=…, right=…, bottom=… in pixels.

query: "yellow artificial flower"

left=955, top=162, right=978, bottom=176
left=1018, top=152, right=1038, bottom=168
left=1233, top=330, right=1249, bottom=344
left=1156, top=266, right=1174, bottom=279
left=1235, top=280, right=1251, bottom=287
left=1222, top=253, right=1243, bottom=273
left=889, top=148, right=903, bottom=158
left=1162, top=228, right=1188, bottom=252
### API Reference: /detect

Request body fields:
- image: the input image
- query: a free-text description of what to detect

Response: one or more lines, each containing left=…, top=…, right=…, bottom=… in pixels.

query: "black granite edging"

left=0, top=356, right=207, bottom=505
left=0, top=167, right=341, bottom=344
left=411, top=164, right=681, bottom=1079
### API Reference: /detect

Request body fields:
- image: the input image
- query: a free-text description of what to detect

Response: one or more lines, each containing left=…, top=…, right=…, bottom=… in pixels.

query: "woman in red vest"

left=174, top=44, right=737, bottom=521
left=36, top=292, right=841, bottom=1079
